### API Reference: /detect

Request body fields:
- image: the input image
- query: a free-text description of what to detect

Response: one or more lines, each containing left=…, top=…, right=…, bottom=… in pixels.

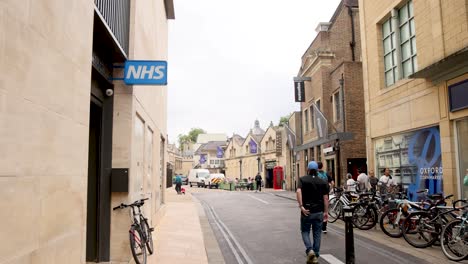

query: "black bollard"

left=343, top=206, right=355, bottom=264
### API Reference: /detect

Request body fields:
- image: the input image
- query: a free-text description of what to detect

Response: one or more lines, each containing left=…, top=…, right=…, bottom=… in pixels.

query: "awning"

left=294, top=132, right=354, bottom=152
left=410, top=47, right=468, bottom=84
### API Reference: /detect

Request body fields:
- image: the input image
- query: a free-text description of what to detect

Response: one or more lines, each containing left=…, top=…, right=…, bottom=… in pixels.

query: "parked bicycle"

left=401, top=193, right=455, bottom=248
left=379, top=190, right=429, bottom=238
left=441, top=199, right=468, bottom=261
left=113, top=198, right=154, bottom=264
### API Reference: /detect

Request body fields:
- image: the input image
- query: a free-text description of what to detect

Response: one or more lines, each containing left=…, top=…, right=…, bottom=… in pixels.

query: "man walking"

left=255, top=172, right=262, bottom=192
left=317, top=161, right=333, bottom=233
left=175, top=174, right=182, bottom=195
left=297, top=161, right=329, bottom=264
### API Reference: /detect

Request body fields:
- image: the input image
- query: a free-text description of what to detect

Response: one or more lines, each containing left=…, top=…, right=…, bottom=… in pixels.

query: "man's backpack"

left=317, top=171, right=328, bottom=182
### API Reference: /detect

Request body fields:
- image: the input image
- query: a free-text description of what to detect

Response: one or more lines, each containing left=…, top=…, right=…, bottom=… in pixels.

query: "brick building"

left=294, top=0, right=366, bottom=186
left=359, top=0, right=468, bottom=199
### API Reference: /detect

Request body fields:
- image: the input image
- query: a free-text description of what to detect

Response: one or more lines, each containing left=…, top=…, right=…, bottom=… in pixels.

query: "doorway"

left=326, top=158, right=336, bottom=185
left=86, top=71, right=114, bottom=262
left=347, top=158, right=367, bottom=180
left=86, top=100, right=102, bottom=262
left=265, top=168, right=273, bottom=188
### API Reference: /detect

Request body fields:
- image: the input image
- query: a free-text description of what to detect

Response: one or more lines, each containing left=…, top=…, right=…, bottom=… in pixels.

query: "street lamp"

left=239, top=159, right=243, bottom=180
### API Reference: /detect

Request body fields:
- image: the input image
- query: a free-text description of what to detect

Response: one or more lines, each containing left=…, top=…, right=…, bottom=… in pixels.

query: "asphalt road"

left=193, top=190, right=431, bottom=264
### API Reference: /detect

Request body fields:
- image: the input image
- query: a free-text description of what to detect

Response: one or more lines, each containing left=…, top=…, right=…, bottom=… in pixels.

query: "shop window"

left=456, top=119, right=468, bottom=198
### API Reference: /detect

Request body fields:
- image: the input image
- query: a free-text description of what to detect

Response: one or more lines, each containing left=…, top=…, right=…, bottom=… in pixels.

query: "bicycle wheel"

left=129, top=225, right=147, bottom=264
left=140, top=218, right=154, bottom=255
left=441, top=219, right=468, bottom=261
left=328, top=198, right=342, bottom=223
left=402, top=212, right=438, bottom=248
left=380, top=208, right=403, bottom=238
left=353, top=204, right=378, bottom=230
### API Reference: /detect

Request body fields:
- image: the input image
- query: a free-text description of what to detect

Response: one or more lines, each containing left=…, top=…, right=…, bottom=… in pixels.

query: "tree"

left=187, top=128, right=206, bottom=143
left=278, top=115, right=290, bottom=127
left=178, top=128, right=206, bottom=148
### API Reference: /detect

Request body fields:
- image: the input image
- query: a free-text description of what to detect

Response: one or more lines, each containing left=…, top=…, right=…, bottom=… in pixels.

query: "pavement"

left=153, top=186, right=213, bottom=264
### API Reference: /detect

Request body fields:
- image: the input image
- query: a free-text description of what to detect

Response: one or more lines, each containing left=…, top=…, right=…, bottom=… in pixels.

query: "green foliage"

left=188, top=128, right=206, bottom=143
left=178, top=128, right=206, bottom=148
left=278, top=115, right=290, bottom=127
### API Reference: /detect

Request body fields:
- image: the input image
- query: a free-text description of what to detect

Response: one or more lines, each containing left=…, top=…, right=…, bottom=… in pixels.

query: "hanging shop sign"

left=124, top=60, right=167, bottom=85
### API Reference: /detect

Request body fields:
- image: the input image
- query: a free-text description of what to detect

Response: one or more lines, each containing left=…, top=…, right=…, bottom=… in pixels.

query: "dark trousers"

left=175, top=183, right=182, bottom=193
left=256, top=181, right=262, bottom=191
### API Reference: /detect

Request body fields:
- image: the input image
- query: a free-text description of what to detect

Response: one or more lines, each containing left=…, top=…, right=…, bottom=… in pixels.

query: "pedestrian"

left=345, top=173, right=357, bottom=192
left=317, top=161, right=333, bottom=234
left=379, top=168, right=396, bottom=195
left=255, top=172, right=262, bottom=192
left=296, top=161, right=329, bottom=264
left=247, top=177, right=253, bottom=190
left=368, top=170, right=378, bottom=193
left=356, top=168, right=370, bottom=193
left=175, top=174, right=182, bottom=195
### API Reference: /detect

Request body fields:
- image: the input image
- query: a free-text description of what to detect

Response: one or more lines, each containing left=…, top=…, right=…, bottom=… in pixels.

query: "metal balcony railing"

left=95, top=0, right=130, bottom=55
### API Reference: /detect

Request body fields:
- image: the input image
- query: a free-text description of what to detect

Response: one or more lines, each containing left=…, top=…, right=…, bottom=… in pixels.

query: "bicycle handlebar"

left=112, top=198, right=149, bottom=211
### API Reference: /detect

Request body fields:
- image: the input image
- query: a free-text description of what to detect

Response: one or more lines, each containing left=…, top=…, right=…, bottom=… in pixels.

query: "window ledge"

left=379, top=78, right=413, bottom=96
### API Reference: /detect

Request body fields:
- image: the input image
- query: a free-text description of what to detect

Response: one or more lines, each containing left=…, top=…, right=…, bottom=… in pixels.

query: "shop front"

left=374, top=126, right=443, bottom=201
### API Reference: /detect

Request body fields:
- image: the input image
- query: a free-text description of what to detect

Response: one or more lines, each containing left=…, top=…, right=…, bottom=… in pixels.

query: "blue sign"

left=124, top=60, right=167, bottom=85
left=217, top=146, right=224, bottom=158
left=249, top=139, right=257, bottom=154
left=199, top=154, right=207, bottom=164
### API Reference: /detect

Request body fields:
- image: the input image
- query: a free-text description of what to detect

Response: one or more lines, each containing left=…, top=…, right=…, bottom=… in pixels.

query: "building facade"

left=360, top=0, right=468, bottom=199
left=224, top=121, right=295, bottom=190
left=0, top=0, right=174, bottom=263
left=194, top=141, right=227, bottom=173
left=294, top=0, right=366, bottom=186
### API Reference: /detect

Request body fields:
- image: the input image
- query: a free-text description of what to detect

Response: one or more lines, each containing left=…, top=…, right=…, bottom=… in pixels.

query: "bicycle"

left=113, top=198, right=154, bottom=264
left=441, top=199, right=468, bottom=261
left=401, top=193, right=456, bottom=248
left=379, top=190, right=428, bottom=238
left=328, top=188, right=359, bottom=223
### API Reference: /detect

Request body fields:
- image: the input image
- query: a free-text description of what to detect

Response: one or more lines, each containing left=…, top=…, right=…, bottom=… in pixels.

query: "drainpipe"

left=348, top=6, right=356, bottom=62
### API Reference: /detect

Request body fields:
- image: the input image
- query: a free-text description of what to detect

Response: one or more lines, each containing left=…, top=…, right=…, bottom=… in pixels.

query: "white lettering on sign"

left=126, top=65, right=166, bottom=80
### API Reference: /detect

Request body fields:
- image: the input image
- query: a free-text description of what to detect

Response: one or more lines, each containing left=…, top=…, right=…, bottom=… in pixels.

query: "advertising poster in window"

left=375, top=126, right=442, bottom=201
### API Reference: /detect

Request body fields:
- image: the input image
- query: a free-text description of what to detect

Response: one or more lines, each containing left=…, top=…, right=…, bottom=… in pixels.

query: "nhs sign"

left=124, top=60, right=167, bottom=85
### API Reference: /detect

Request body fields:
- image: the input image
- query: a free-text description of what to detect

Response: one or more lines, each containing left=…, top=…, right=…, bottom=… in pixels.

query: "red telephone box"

left=273, top=166, right=284, bottom=190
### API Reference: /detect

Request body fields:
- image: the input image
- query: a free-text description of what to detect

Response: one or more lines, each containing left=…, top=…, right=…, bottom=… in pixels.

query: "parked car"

left=181, top=175, right=188, bottom=185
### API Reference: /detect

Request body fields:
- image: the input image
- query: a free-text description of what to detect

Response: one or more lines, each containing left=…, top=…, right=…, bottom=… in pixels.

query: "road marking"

left=248, top=194, right=269, bottom=204
left=204, top=202, right=246, bottom=264
left=206, top=203, right=254, bottom=264
left=321, top=254, right=344, bottom=264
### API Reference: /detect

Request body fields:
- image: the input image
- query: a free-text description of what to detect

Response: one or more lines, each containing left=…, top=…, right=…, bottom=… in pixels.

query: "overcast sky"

left=168, top=0, right=341, bottom=144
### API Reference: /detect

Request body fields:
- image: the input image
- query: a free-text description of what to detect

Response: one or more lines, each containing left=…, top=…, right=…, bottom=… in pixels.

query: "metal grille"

left=95, top=0, right=130, bottom=54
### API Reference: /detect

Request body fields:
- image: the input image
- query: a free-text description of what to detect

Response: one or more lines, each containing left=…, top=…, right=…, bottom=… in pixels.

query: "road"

left=192, top=188, right=433, bottom=264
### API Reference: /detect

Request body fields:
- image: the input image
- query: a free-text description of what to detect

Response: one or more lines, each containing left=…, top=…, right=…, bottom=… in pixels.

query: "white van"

left=188, top=169, right=210, bottom=187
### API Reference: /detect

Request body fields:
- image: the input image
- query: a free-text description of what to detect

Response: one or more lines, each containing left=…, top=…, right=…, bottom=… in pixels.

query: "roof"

left=251, top=120, right=265, bottom=135
left=229, top=134, right=245, bottom=146
left=196, top=133, right=228, bottom=144
left=194, top=141, right=226, bottom=154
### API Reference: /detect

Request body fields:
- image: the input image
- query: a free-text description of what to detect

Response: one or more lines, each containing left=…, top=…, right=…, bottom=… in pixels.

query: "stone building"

left=0, top=0, right=174, bottom=263
left=224, top=121, right=295, bottom=190
left=294, top=0, right=366, bottom=186
left=194, top=141, right=227, bottom=174
left=359, top=0, right=468, bottom=199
